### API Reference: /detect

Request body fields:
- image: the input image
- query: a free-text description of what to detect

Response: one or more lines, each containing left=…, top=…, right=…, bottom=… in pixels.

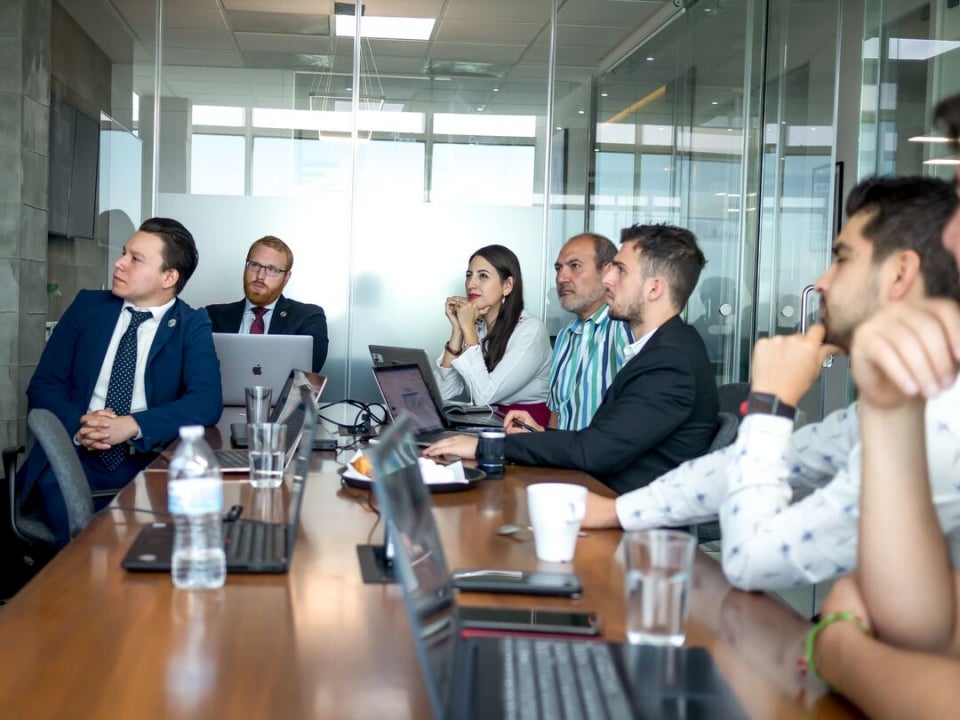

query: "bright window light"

left=924, top=158, right=960, bottom=165
left=335, top=16, right=435, bottom=40
left=132, top=92, right=139, bottom=123
left=863, top=36, right=960, bottom=61
left=908, top=135, right=951, bottom=143
left=193, top=105, right=245, bottom=127
left=434, top=113, right=536, bottom=138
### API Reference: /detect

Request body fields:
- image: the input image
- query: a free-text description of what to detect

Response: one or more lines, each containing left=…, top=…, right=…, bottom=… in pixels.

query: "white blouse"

left=435, top=310, right=551, bottom=406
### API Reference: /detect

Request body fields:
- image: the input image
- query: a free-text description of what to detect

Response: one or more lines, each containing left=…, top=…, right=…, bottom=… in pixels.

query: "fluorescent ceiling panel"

left=335, top=16, right=435, bottom=40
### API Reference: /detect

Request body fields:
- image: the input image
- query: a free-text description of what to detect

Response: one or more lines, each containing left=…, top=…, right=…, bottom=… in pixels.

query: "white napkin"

left=416, top=457, right=469, bottom=485
left=342, top=450, right=468, bottom=485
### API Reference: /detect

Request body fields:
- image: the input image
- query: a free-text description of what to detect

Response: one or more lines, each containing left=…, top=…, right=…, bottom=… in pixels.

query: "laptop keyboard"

left=216, top=449, right=249, bottom=469
left=501, top=637, right=633, bottom=720
left=223, top=520, right=287, bottom=567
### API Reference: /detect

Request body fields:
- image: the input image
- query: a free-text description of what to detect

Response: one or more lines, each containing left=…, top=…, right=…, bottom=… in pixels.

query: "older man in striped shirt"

left=548, top=233, right=633, bottom=430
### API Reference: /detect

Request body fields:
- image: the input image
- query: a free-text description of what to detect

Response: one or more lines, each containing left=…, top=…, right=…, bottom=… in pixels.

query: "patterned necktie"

left=100, top=308, right=153, bottom=470
left=250, top=306, right=267, bottom=334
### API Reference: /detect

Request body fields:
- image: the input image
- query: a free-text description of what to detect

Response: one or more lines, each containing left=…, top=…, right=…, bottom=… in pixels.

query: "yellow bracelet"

left=805, top=610, right=870, bottom=687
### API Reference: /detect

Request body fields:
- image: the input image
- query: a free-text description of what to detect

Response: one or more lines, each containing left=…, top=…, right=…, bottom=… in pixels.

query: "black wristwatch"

left=740, top=392, right=797, bottom=420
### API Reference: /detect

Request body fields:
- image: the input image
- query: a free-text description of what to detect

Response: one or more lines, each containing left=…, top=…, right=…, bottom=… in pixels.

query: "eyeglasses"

left=245, top=260, right=289, bottom=278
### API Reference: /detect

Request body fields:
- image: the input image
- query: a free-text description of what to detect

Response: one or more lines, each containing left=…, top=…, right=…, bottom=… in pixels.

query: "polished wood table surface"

left=0, top=449, right=862, bottom=719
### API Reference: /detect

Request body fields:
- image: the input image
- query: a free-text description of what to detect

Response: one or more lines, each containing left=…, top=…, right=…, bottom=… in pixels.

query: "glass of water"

left=248, top=422, right=286, bottom=489
left=623, top=529, right=697, bottom=646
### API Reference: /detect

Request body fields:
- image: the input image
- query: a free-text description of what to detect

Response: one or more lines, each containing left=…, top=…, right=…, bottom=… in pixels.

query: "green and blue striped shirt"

left=547, top=305, right=632, bottom=430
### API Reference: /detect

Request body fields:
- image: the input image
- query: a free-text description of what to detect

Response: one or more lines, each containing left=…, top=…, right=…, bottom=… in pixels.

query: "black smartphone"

left=458, top=607, right=601, bottom=636
left=450, top=569, right=583, bottom=597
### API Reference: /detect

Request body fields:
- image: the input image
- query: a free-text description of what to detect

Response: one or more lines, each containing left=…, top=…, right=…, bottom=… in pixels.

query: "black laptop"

left=369, top=345, right=502, bottom=428
left=368, top=414, right=747, bottom=720
left=372, top=364, right=501, bottom=445
left=121, top=386, right=317, bottom=574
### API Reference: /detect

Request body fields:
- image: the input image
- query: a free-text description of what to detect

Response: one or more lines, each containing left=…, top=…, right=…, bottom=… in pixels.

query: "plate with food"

left=339, top=450, right=485, bottom=493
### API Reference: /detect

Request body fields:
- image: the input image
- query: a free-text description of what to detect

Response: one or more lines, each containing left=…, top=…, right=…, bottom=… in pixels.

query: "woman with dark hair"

left=436, top=244, right=551, bottom=425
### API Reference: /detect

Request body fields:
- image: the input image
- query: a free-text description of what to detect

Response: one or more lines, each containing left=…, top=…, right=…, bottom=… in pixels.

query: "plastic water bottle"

left=168, top=425, right=226, bottom=590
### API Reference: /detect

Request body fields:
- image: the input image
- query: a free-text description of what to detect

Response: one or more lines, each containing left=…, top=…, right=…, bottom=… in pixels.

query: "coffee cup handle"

left=567, top=500, right=586, bottom=523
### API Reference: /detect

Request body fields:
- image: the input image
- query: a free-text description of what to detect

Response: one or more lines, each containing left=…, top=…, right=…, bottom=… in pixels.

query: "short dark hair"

left=846, top=176, right=960, bottom=302
left=933, top=93, right=960, bottom=153
left=138, top=217, right=198, bottom=295
left=248, top=235, right=294, bottom=272
left=569, top=232, right=617, bottom=271
left=619, top=223, right=706, bottom=309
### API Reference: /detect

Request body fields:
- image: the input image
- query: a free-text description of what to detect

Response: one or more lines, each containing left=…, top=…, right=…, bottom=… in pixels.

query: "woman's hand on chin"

left=456, top=301, right=480, bottom=328
left=446, top=296, right=468, bottom=325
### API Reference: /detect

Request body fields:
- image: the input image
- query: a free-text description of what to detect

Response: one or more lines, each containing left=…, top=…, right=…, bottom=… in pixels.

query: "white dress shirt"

left=434, top=310, right=551, bottom=406
left=614, top=378, right=960, bottom=590
left=240, top=298, right=279, bottom=333
left=88, top=298, right=176, bottom=436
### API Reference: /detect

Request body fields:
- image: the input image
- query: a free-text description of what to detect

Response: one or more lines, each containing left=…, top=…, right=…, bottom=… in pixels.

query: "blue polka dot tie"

left=100, top=309, right=153, bottom=471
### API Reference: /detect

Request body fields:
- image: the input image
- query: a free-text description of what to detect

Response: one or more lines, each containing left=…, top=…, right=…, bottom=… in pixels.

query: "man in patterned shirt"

left=582, top=175, right=960, bottom=591
left=548, top=233, right=632, bottom=430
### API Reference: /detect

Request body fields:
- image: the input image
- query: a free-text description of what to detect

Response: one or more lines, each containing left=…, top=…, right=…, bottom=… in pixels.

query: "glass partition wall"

left=593, top=0, right=841, bottom=386
left=69, top=0, right=848, bottom=400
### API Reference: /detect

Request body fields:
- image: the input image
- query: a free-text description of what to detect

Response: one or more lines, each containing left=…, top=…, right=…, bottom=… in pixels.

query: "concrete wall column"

left=0, top=0, right=51, bottom=452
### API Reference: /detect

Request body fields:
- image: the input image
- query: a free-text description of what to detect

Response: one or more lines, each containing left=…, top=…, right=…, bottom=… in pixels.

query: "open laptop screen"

left=369, top=414, right=459, bottom=719
left=372, top=364, right=448, bottom=435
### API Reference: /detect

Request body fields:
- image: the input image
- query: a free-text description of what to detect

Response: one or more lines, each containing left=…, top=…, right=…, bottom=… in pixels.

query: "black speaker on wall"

left=48, top=99, right=99, bottom=239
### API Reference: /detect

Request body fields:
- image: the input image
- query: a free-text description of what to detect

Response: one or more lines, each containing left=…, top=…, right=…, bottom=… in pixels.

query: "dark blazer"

left=22, top=289, right=223, bottom=495
left=504, top=315, right=719, bottom=495
left=205, top=294, right=328, bottom=372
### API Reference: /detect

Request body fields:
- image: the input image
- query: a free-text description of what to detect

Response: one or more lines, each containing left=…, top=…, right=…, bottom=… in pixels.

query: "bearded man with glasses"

left=206, top=235, right=329, bottom=372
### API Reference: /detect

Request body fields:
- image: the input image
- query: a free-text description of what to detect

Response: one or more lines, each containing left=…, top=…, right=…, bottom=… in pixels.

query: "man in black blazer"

left=206, top=235, right=329, bottom=372
left=425, top=223, right=718, bottom=494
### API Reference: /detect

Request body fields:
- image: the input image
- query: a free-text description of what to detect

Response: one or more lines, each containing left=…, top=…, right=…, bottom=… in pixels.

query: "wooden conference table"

left=0, top=433, right=862, bottom=719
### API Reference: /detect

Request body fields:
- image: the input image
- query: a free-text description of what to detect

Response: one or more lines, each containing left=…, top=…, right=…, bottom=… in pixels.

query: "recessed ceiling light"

left=578, top=109, right=585, bottom=115
left=493, top=87, right=500, bottom=92
left=909, top=134, right=950, bottom=143
left=711, top=101, right=718, bottom=105
left=646, top=57, right=654, bottom=61
left=601, top=92, right=608, bottom=97
left=335, top=15, right=435, bottom=40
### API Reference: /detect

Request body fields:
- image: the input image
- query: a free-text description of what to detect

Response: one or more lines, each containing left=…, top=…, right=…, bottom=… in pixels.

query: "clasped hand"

left=75, top=409, right=139, bottom=451
left=445, top=296, right=479, bottom=331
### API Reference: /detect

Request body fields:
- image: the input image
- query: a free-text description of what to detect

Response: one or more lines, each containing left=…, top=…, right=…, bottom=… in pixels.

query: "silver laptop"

left=216, top=369, right=326, bottom=472
left=214, top=333, right=313, bottom=405
left=369, top=415, right=747, bottom=720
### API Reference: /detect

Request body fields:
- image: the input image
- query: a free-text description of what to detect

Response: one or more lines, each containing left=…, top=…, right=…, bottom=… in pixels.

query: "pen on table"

left=493, top=410, right=538, bottom=433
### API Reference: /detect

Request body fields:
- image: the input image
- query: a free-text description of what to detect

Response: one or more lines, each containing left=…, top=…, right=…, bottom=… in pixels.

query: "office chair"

left=0, top=409, right=95, bottom=599
left=691, top=410, right=742, bottom=545
left=717, top=382, right=750, bottom=416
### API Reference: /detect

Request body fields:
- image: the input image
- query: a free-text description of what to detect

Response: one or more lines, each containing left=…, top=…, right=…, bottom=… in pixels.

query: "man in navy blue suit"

left=21, top=217, right=222, bottom=544
left=205, top=236, right=328, bottom=372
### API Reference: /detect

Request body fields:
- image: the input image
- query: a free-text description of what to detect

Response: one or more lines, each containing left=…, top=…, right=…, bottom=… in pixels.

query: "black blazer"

left=504, top=315, right=718, bottom=494
left=205, top=294, right=329, bottom=372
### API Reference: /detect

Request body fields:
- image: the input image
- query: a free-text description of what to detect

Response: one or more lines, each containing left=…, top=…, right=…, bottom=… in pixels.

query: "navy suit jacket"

left=504, top=315, right=719, bottom=494
left=205, top=294, right=328, bottom=372
left=22, top=290, right=223, bottom=495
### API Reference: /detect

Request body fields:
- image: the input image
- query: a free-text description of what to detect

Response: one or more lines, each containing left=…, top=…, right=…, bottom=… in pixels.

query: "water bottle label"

left=168, top=478, right=223, bottom=515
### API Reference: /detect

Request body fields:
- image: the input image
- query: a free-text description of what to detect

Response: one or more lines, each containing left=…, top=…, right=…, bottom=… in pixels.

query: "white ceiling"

left=57, top=0, right=677, bottom=116
left=55, top=0, right=840, bottom=128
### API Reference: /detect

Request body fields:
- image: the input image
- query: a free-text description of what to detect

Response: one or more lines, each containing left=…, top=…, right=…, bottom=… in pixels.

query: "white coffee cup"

left=526, top=483, right=587, bottom=562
